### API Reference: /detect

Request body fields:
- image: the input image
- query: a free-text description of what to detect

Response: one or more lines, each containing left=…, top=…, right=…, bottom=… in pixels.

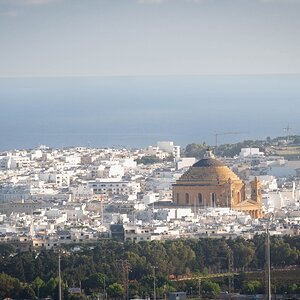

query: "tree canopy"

left=0, top=235, right=299, bottom=299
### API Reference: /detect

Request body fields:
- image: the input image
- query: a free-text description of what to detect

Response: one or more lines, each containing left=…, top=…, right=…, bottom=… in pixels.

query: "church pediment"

left=233, top=199, right=261, bottom=209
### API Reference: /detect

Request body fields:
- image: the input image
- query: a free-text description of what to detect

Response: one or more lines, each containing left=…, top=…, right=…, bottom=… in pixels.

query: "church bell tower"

left=251, top=177, right=261, bottom=203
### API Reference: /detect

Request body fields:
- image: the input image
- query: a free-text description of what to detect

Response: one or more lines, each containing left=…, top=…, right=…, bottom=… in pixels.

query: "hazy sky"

left=1, top=0, right=300, bottom=77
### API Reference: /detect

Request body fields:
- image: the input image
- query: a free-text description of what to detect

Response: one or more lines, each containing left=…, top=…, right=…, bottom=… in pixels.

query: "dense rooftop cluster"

left=0, top=142, right=299, bottom=251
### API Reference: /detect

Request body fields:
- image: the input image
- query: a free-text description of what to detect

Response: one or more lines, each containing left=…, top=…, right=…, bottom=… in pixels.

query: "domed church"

left=172, top=150, right=263, bottom=218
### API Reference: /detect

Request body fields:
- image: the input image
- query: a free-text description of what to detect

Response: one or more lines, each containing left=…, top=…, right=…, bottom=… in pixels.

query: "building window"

left=211, top=193, right=216, bottom=207
left=198, top=193, right=203, bottom=205
left=185, top=193, right=189, bottom=204
left=177, top=193, right=180, bottom=204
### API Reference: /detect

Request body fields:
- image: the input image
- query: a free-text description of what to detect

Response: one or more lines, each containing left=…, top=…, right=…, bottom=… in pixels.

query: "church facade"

left=172, top=151, right=263, bottom=218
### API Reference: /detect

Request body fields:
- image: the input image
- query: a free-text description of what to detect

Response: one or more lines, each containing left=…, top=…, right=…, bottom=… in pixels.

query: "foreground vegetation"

left=0, top=235, right=300, bottom=299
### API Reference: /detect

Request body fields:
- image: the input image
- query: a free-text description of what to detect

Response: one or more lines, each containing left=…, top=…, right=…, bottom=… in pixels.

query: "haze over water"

left=0, top=74, right=299, bottom=151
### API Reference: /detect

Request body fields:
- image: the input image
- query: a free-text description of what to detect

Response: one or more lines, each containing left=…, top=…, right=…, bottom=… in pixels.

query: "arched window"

left=198, top=193, right=203, bottom=205
left=185, top=193, right=189, bottom=205
left=237, top=192, right=240, bottom=203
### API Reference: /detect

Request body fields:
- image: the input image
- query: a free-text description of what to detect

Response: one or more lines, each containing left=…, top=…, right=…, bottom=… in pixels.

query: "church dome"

left=178, top=150, right=241, bottom=184
left=192, top=158, right=225, bottom=168
left=173, top=149, right=262, bottom=218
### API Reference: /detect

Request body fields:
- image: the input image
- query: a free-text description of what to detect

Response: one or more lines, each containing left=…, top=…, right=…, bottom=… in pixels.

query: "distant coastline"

left=0, top=74, right=299, bottom=151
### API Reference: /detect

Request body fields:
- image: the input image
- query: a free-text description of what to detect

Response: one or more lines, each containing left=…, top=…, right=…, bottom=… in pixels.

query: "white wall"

left=240, top=148, right=264, bottom=158
left=177, top=157, right=196, bottom=170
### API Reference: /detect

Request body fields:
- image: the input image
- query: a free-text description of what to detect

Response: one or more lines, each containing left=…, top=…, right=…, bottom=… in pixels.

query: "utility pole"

left=265, top=225, right=271, bottom=300
left=119, top=260, right=131, bottom=300
left=58, top=250, right=62, bottom=300
left=103, top=276, right=106, bottom=300
left=228, top=249, right=234, bottom=299
left=152, top=266, right=158, bottom=300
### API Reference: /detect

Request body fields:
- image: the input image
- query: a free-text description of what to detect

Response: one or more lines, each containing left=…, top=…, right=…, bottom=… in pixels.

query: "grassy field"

left=269, top=146, right=300, bottom=160
left=174, top=268, right=300, bottom=288
left=243, top=268, right=300, bottom=285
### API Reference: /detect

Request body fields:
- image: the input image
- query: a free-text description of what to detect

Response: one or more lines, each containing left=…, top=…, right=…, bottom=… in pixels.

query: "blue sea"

left=0, top=74, right=299, bottom=150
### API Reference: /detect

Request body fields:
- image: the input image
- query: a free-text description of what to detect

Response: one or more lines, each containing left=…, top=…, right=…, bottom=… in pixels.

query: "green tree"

left=135, top=156, right=162, bottom=165
left=165, top=240, right=196, bottom=276
left=287, top=283, right=299, bottom=294
left=184, top=143, right=207, bottom=159
left=107, top=283, right=124, bottom=299
left=68, top=293, right=88, bottom=300
left=21, top=285, right=36, bottom=300
left=0, top=273, right=22, bottom=299
left=0, top=243, right=16, bottom=259
left=126, top=251, right=149, bottom=280
left=242, top=280, right=263, bottom=294
left=83, top=272, right=106, bottom=294
left=231, top=238, right=256, bottom=270
left=46, top=277, right=59, bottom=298
left=128, top=241, right=169, bottom=277
left=32, top=276, right=46, bottom=298
left=21, top=251, right=36, bottom=282
left=271, top=238, right=299, bottom=266
left=201, top=280, right=221, bottom=298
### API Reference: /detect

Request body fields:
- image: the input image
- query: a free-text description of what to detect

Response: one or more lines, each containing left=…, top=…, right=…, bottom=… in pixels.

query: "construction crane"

left=283, top=124, right=292, bottom=143
left=215, top=131, right=248, bottom=149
